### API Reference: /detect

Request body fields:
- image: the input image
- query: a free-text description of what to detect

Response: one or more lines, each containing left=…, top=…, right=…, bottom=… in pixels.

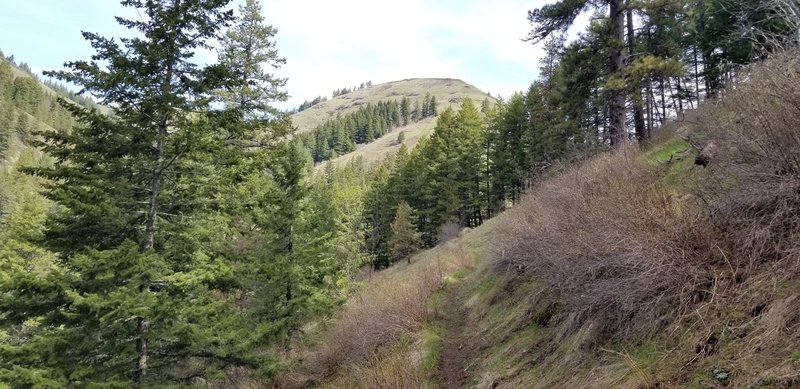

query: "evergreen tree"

left=0, top=1, right=267, bottom=385
left=527, top=0, right=627, bottom=146
left=453, top=98, right=484, bottom=226
left=412, top=100, right=421, bottom=121
left=400, top=96, right=410, bottom=126
left=363, top=164, right=395, bottom=268
left=388, top=201, right=420, bottom=264
left=480, top=97, right=491, bottom=114
left=251, top=142, right=340, bottom=343
left=421, top=93, right=432, bottom=118
left=218, top=0, right=288, bottom=124
left=14, top=113, right=28, bottom=141
left=429, top=95, right=438, bottom=116
left=11, top=77, right=42, bottom=114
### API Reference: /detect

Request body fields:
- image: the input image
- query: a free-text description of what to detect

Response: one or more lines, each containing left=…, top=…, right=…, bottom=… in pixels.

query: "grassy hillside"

left=292, top=78, right=493, bottom=133
left=316, top=116, right=437, bottom=168
left=276, top=57, right=800, bottom=388
left=296, top=78, right=495, bottom=169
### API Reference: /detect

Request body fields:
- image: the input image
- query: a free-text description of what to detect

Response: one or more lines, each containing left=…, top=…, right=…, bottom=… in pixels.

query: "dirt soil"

left=437, top=282, right=480, bottom=389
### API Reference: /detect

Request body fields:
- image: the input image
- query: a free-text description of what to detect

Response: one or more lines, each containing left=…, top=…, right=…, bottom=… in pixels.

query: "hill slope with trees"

left=291, top=78, right=496, bottom=165
left=290, top=78, right=492, bottom=133
left=1, top=0, right=799, bottom=387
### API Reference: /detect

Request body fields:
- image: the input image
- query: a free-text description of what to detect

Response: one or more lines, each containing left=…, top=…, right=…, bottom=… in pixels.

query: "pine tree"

left=421, top=93, right=432, bottom=118
left=480, top=97, right=491, bottom=114
left=388, top=201, right=420, bottom=264
left=218, top=0, right=287, bottom=124
left=250, top=142, right=340, bottom=343
left=400, top=96, right=410, bottom=126
left=412, top=100, right=421, bottom=121
left=453, top=98, right=484, bottom=226
left=0, top=1, right=267, bottom=385
left=527, top=0, right=627, bottom=146
left=429, top=95, right=438, bottom=116
left=14, top=113, right=28, bottom=141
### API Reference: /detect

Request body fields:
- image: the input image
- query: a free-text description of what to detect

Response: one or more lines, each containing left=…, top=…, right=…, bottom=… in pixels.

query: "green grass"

left=644, top=137, right=690, bottom=166
left=792, top=351, right=800, bottom=362
left=641, top=136, right=699, bottom=188
left=421, top=324, right=444, bottom=375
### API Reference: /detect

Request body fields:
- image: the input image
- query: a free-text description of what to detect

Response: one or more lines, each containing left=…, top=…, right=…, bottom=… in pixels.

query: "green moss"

left=645, top=137, right=690, bottom=166
left=421, top=324, right=444, bottom=374
left=791, top=351, right=800, bottom=362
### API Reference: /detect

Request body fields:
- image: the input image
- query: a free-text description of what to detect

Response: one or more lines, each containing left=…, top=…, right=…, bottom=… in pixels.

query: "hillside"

left=4, top=0, right=800, bottom=385
left=291, top=78, right=493, bottom=133
left=317, top=116, right=437, bottom=168
left=276, top=57, right=800, bottom=388
left=0, top=57, right=90, bottom=170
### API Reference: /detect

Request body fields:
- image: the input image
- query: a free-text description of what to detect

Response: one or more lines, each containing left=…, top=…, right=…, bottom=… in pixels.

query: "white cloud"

left=258, top=0, right=557, bottom=109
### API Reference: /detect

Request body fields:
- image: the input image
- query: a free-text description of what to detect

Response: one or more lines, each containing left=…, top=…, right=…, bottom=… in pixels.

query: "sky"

left=0, top=0, right=589, bottom=110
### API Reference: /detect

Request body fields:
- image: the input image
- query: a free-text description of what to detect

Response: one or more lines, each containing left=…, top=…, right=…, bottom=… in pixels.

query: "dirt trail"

left=437, top=282, right=477, bottom=389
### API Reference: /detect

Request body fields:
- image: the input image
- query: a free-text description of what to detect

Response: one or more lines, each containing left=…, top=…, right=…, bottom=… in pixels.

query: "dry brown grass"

left=698, top=53, right=800, bottom=276
left=273, top=242, right=472, bottom=388
left=485, top=55, right=800, bottom=387
left=318, top=343, right=427, bottom=389
left=494, top=147, right=714, bottom=341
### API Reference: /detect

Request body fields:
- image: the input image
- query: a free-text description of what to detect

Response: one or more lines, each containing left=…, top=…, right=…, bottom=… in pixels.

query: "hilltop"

left=289, top=78, right=495, bottom=167
left=291, top=78, right=493, bottom=133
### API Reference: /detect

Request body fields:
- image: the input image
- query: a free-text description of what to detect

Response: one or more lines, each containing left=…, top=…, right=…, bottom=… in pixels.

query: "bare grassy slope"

left=291, top=78, right=492, bottom=133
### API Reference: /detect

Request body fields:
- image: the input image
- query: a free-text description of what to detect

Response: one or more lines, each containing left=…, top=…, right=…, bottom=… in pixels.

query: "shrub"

left=275, top=243, right=472, bottom=387
left=699, top=54, right=800, bottom=276
left=493, top=148, right=714, bottom=340
left=492, top=54, right=800, bottom=347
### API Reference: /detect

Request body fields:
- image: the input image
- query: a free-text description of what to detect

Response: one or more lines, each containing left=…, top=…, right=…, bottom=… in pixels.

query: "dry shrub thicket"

left=494, top=55, right=800, bottom=344
left=495, top=149, right=714, bottom=340
left=321, top=345, right=427, bottom=389
left=275, top=243, right=472, bottom=388
left=700, top=54, right=800, bottom=275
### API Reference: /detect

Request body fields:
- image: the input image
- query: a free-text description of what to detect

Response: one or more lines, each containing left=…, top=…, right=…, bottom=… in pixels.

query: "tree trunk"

left=626, top=9, right=646, bottom=143
left=659, top=78, right=667, bottom=125
left=683, top=77, right=695, bottom=110
left=134, top=313, right=149, bottom=383
left=136, top=56, right=173, bottom=381
left=668, top=79, right=680, bottom=114
left=646, top=78, right=653, bottom=138
left=693, top=46, right=701, bottom=104
left=608, top=0, right=627, bottom=147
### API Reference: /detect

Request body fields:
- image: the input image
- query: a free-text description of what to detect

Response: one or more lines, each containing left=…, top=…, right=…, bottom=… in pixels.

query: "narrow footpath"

left=436, top=281, right=478, bottom=389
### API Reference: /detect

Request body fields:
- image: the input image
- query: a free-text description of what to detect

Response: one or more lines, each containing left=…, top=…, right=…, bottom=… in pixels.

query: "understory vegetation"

left=475, top=56, right=800, bottom=388
left=275, top=55, right=800, bottom=389
left=1, top=0, right=799, bottom=387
